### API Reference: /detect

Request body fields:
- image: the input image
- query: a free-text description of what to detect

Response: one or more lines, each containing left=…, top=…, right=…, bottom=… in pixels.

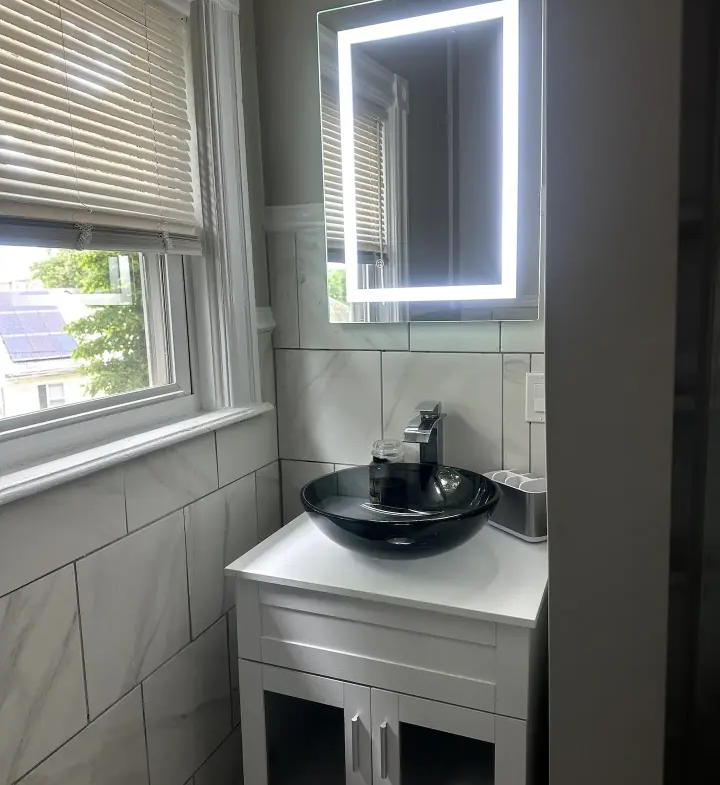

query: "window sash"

left=0, top=252, right=192, bottom=439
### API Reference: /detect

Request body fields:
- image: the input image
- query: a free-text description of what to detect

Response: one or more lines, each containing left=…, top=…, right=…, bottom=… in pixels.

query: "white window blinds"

left=0, top=0, right=198, bottom=237
left=321, top=90, right=386, bottom=256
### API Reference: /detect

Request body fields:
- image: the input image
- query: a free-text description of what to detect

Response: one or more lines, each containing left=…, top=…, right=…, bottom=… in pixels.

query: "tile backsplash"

left=0, top=412, right=280, bottom=785
left=267, top=216, right=545, bottom=522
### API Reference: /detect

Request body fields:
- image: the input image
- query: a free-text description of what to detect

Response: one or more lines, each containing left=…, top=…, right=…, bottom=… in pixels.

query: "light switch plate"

left=525, top=372, right=545, bottom=423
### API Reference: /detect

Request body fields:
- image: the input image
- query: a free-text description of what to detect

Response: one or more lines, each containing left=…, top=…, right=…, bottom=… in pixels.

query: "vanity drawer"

left=236, top=581, right=537, bottom=719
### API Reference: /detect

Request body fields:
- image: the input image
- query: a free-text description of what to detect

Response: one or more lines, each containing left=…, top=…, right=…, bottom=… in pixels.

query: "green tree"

left=327, top=268, right=347, bottom=303
left=31, top=250, right=149, bottom=397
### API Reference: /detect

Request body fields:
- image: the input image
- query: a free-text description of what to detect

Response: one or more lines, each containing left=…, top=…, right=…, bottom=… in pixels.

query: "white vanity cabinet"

left=227, top=514, right=548, bottom=785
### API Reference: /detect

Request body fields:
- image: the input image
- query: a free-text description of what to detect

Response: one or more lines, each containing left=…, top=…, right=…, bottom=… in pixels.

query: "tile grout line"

left=293, top=232, right=301, bottom=347
left=140, top=683, right=153, bottom=784
left=501, top=353, right=505, bottom=470
left=379, top=350, right=385, bottom=440
left=213, top=431, right=220, bottom=491
left=224, top=611, right=235, bottom=729
left=73, top=562, right=91, bottom=722
left=182, top=506, right=194, bottom=640
left=122, top=470, right=129, bottom=535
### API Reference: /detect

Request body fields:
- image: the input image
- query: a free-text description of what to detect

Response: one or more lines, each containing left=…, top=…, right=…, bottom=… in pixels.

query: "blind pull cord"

left=142, top=0, right=167, bottom=248
left=58, top=2, right=91, bottom=216
left=75, top=222, right=93, bottom=250
left=160, top=229, right=174, bottom=253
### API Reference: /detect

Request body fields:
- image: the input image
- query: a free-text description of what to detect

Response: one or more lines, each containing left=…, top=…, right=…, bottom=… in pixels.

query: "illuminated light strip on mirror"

left=337, top=0, right=519, bottom=303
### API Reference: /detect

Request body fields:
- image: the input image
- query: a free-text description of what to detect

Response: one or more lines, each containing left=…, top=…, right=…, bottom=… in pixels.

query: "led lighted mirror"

left=318, top=0, right=543, bottom=323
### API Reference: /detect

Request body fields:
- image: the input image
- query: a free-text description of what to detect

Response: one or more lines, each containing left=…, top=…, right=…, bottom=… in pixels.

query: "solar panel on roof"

left=0, top=291, right=78, bottom=362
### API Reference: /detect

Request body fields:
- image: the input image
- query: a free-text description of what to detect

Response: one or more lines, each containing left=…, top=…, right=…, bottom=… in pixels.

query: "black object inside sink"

left=301, top=463, right=501, bottom=557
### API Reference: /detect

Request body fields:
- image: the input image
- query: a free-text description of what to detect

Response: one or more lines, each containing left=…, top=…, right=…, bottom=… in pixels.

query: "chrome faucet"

left=402, top=401, right=447, bottom=467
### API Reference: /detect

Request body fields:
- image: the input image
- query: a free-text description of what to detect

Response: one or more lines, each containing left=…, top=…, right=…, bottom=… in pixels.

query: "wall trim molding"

left=0, top=404, right=274, bottom=508
left=265, top=204, right=325, bottom=233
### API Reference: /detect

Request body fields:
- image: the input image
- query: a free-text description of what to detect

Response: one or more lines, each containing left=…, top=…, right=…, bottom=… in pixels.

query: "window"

left=0, top=245, right=189, bottom=424
left=318, top=24, right=409, bottom=321
left=38, top=383, right=65, bottom=409
left=0, top=0, right=262, bottom=475
left=0, top=0, right=199, bottom=446
left=322, top=90, right=388, bottom=260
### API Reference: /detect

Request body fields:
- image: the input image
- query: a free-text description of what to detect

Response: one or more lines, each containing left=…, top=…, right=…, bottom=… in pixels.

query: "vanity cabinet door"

left=238, top=661, right=372, bottom=785
left=370, top=689, right=524, bottom=785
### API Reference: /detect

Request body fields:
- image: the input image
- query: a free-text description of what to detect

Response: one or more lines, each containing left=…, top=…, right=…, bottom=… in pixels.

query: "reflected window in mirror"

left=317, top=0, right=543, bottom=324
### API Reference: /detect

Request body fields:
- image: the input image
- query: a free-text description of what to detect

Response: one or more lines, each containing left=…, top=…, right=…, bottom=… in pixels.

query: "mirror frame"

left=336, top=0, right=519, bottom=303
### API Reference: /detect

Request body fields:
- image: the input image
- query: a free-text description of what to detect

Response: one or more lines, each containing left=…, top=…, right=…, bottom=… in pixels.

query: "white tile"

left=258, top=330, right=276, bottom=405
left=185, top=476, right=258, bottom=638
left=276, top=349, right=382, bottom=464
left=0, top=567, right=86, bottom=784
left=500, top=318, right=545, bottom=353
left=0, top=469, right=125, bottom=598
left=256, top=462, right=282, bottom=541
left=227, top=613, right=240, bottom=728
left=77, top=512, right=190, bottom=718
left=530, top=354, right=546, bottom=476
left=382, top=353, right=503, bottom=474
left=530, top=424, right=546, bottom=476
left=531, top=353, right=545, bottom=373
left=281, top=460, right=333, bottom=524
left=19, top=689, right=148, bottom=785
left=296, top=229, right=409, bottom=350
left=216, top=411, right=278, bottom=488
left=125, top=433, right=218, bottom=531
left=409, top=322, right=500, bottom=352
left=194, top=727, right=243, bottom=785
left=503, top=354, right=531, bottom=472
left=144, top=619, right=232, bottom=785
left=267, top=232, right=299, bottom=348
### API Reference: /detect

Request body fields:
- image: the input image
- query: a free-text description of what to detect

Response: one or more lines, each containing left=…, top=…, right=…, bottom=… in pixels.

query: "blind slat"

left=0, top=0, right=198, bottom=234
left=0, top=149, right=194, bottom=199
left=2, top=3, right=187, bottom=91
left=0, top=42, right=188, bottom=117
left=0, top=132, right=192, bottom=186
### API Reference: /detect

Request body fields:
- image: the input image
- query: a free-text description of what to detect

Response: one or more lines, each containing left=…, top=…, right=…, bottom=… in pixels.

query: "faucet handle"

left=415, top=401, right=442, bottom=420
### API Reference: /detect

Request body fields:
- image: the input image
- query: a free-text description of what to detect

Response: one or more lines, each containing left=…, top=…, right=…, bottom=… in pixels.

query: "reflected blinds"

left=321, top=90, right=386, bottom=255
left=0, top=0, right=198, bottom=236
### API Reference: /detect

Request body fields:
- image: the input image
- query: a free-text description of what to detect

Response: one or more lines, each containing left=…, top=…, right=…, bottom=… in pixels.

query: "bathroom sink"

left=301, top=463, right=500, bottom=557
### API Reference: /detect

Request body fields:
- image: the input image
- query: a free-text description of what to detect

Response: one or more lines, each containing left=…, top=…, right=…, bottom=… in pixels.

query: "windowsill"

left=0, top=403, right=274, bottom=508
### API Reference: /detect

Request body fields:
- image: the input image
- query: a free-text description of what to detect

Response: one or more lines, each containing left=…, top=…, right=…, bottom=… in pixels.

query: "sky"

left=0, top=246, right=53, bottom=285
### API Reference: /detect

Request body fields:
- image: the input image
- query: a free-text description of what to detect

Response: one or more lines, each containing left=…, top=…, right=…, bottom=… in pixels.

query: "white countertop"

left=226, top=514, right=548, bottom=628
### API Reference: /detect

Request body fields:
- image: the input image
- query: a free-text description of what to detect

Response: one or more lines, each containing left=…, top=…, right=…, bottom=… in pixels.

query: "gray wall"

left=255, top=0, right=333, bottom=205
left=545, top=1, right=681, bottom=784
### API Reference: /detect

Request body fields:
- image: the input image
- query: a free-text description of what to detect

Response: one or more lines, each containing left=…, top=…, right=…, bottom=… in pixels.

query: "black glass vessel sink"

left=301, top=463, right=501, bottom=558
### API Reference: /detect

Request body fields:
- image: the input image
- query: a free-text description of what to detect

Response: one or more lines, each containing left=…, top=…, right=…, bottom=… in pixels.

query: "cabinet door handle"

left=351, top=713, right=360, bottom=772
left=380, top=721, right=388, bottom=779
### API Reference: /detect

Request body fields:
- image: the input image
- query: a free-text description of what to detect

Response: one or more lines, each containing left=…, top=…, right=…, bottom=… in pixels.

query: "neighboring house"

left=0, top=290, right=92, bottom=418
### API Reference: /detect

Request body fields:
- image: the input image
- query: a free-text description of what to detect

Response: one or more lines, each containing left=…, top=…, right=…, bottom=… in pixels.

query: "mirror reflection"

left=318, top=0, right=542, bottom=324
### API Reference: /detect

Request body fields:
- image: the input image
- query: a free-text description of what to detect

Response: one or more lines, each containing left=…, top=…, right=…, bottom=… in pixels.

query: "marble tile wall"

left=267, top=222, right=545, bottom=523
left=0, top=411, right=281, bottom=785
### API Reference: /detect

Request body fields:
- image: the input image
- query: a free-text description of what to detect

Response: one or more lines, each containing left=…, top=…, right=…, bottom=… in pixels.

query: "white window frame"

left=38, top=383, right=66, bottom=409
left=0, top=0, right=264, bottom=476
